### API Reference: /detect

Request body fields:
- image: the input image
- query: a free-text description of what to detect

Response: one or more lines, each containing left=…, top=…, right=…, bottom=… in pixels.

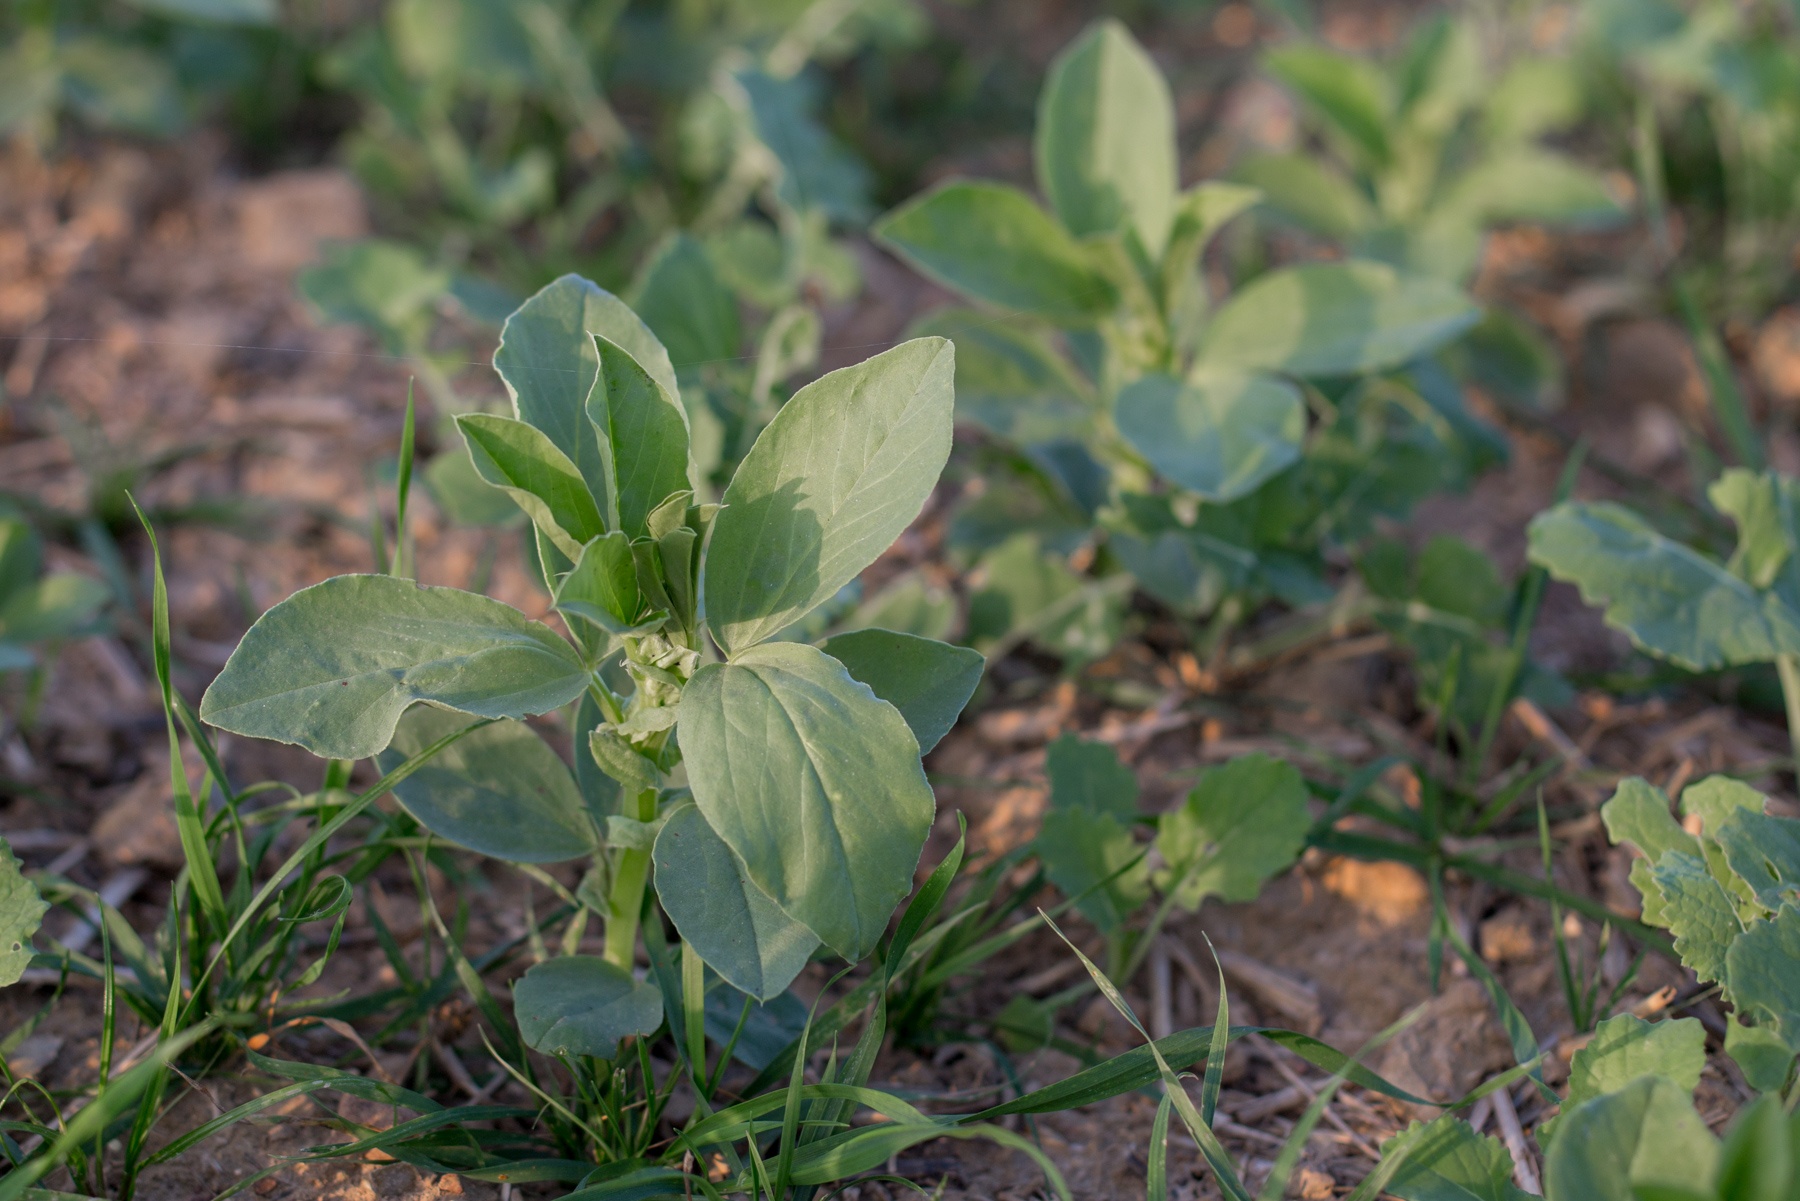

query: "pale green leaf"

left=677, top=640, right=934, bottom=959
left=0, top=838, right=48, bottom=987
left=586, top=334, right=694, bottom=539
left=456, top=413, right=605, bottom=560
left=1714, top=808, right=1800, bottom=912
left=296, top=239, right=447, bottom=353
left=1724, top=1015, right=1794, bottom=1095
left=199, top=575, right=588, bottom=761
left=704, top=338, right=954, bottom=654
left=1442, top=149, right=1622, bottom=228
left=1044, top=734, right=1138, bottom=823
left=1713, top=1095, right=1794, bottom=1201
left=1035, top=19, right=1178, bottom=255
left=1264, top=44, right=1393, bottom=167
left=493, top=275, right=677, bottom=505
left=1034, top=807, right=1149, bottom=935
left=1200, top=261, right=1479, bottom=378
left=1651, top=851, right=1745, bottom=985
left=377, top=707, right=596, bottom=863
left=1552, top=1013, right=1706, bottom=1145
left=653, top=805, right=818, bottom=1002
left=1380, top=1116, right=1529, bottom=1201
left=840, top=571, right=956, bottom=642
left=1710, top=467, right=1800, bottom=591
left=1726, top=905, right=1800, bottom=1052
left=1526, top=501, right=1800, bottom=670
left=1114, top=371, right=1304, bottom=502
left=873, top=182, right=1118, bottom=324
left=512, top=956, right=663, bottom=1059
left=818, top=629, right=983, bottom=754
left=1678, top=774, right=1767, bottom=835
left=1602, top=777, right=1696, bottom=863
left=1233, top=153, right=1374, bottom=240
left=1154, top=752, right=1310, bottom=910
left=1542, top=1077, right=1719, bottom=1201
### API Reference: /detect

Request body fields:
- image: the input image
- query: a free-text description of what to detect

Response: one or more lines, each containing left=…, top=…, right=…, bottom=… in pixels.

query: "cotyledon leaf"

left=676, top=640, right=934, bottom=960
left=512, top=956, right=663, bottom=1059
left=493, top=274, right=678, bottom=505
left=377, top=707, right=596, bottom=864
left=704, top=338, right=954, bottom=655
left=653, top=804, right=818, bottom=1002
left=0, top=838, right=48, bottom=987
left=199, top=575, right=589, bottom=761
left=1527, top=501, right=1800, bottom=670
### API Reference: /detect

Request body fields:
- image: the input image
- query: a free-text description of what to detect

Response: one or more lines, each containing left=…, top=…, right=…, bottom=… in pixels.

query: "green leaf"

left=586, top=335, right=694, bottom=539
left=493, top=275, right=678, bottom=507
left=456, top=413, right=606, bottom=560
left=377, top=707, right=596, bottom=863
left=1034, top=19, right=1178, bottom=255
left=1678, top=775, right=1767, bottom=835
left=1264, top=44, right=1393, bottom=168
left=730, top=68, right=871, bottom=224
left=632, top=232, right=741, bottom=372
left=1034, top=807, right=1149, bottom=935
left=128, top=0, right=277, bottom=23
left=1714, top=1095, right=1795, bottom=1201
left=1711, top=468, right=1800, bottom=591
left=653, top=805, right=818, bottom=1002
left=1154, top=752, right=1310, bottom=910
left=1044, top=734, right=1138, bottom=822
left=909, top=308, right=1092, bottom=444
left=0, top=838, right=48, bottom=987
left=818, top=630, right=983, bottom=754
left=1413, top=535, right=1508, bottom=625
left=199, top=575, right=588, bottom=760
left=58, top=38, right=186, bottom=137
left=512, top=956, right=663, bottom=1059
left=422, top=447, right=521, bottom=528
left=677, top=641, right=934, bottom=959
left=704, top=338, right=955, bottom=655
left=1603, top=778, right=1696, bottom=863
left=841, top=571, right=956, bottom=642
left=1724, top=1015, right=1794, bottom=1095
left=1443, top=149, right=1622, bottom=228
left=1542, top=1077, right=1719, bottom=1201
left=1232, top=153, right=1374, bottom=240
left=1714, top=807, right=1800, bottom=912
left=1380, top=1116, right=1529, bottom=1201
left=1114, top=371, right=1304, bottom=502
left=1200, top=261, right=1479, bottom=378
left=1527, top=501, right=1800, bottom=670
left=1650, top=852, right=1744, bottom=984
left=0, top=519, right=41, bottom=611
left=873, top=183, right=1118, bottom=324
left=555, top=532, right=660, bottom=637
left=1726, top=906, right=1800, bottom=1053
left=1546, top=1014, right=1706, bottom=1148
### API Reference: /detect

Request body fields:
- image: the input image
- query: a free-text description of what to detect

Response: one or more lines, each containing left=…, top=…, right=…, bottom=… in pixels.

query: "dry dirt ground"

left=3, top=7, right=1797, bottom=1198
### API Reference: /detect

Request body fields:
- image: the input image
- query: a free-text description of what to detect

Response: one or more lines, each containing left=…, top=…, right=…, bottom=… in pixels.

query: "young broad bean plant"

left=1529, top=467, right=1800, bottom=764
left=201, top=276, right=981, bottom=1065
left=874, top=20, right=1495, bottom=665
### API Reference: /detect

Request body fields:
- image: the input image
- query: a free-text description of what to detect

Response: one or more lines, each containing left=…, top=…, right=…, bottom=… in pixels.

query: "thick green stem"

left=1776, top=654, right=1800, bottom=777
left=603, top=787, right=659, bottom=969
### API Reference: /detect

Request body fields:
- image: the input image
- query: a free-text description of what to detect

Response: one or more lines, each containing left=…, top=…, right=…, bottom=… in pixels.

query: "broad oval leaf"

left=910, top=308, right=1092, bottom=444
left=456, top=413, right=605, bottom=560
left=1045, top=734, right=1138, bottom=822
left=1725, top=905, right=1800, bottom=1053
left=0, top=838, right=48, bottom=988
left=494, top=275, right=678, bottom=506
left=199, top=575, right=588, bottom=761
left=1541, top=1013, right=1706, bottom=1147
left=632, top=232, right=741, bottom=370
left=1527, top=501, right=1800, bottom=670
left=1542, top=1077, right=1719, bottom=1201
left=1200, top=261, right=1480, bottom=377
left=1232, top=153, right=1374, bottom=240
left=873, top=183, right=1117, bottom=324
left=653, top=804, right=818, bottom=1002
left=512, top=956, right=663, bottom=1059
left=1154, top=752, right=1310, bottom=910
left=586, top=334, right=693, bottom=538
left=677, top=640, right=934, bottom=960
left=704, top=338, right=954, bottom=655
left=819, top=629, right=984, bottom=754
left=1114, top=372, right=1304, bottom=502
left=1035, top=19, right=1178, bottom=255
left=377, top=707, right=596, bottom=863
left=1264, top=44, right=1392, bottom=168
